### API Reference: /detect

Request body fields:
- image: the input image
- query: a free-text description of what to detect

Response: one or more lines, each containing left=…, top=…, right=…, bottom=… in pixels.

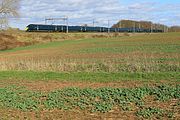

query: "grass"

left=77, top=44, right=180, bottom=53
left=0, top=40, right=76, bottom=53
left=0, top=42, right=61, bottom=53
left=0, top=71, right=179, bottom=82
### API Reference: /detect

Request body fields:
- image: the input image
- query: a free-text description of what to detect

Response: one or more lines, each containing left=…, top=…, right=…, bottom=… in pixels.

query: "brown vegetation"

left=0, top=32, right=36, bottom=50
left=113, top=19, right=180, bottom=32
left=169, top=26, right=180, bottom=32
left=112, top=20, right=168, bottom=30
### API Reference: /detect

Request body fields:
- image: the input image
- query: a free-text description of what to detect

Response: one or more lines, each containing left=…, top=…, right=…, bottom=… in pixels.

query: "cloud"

left=9, top=0, right=180, bottom=29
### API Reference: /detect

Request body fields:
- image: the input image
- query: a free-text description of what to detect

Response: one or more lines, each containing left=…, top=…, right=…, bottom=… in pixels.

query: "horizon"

left=9, top=0, right=180, bottom=30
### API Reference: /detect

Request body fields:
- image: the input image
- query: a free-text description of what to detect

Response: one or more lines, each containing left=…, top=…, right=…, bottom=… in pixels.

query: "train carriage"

left=26, top=24, right=164, bottom=33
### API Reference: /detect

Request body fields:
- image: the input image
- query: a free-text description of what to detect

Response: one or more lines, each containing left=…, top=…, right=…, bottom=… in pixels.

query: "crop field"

left=0, top=32, right=179, bottom=119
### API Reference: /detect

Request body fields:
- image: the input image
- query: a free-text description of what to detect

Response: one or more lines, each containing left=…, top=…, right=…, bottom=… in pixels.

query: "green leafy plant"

left=136, top=107, right=164, bottom=119
left=0, top=85, right=179, bottom=118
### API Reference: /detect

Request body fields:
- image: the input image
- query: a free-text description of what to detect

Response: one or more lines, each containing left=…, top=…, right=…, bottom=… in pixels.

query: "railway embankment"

left=0, top=30, right=134, bottom=51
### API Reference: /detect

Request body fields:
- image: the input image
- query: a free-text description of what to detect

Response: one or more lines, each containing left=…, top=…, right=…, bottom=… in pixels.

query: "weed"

left=136, top=107, right=164, bottom=119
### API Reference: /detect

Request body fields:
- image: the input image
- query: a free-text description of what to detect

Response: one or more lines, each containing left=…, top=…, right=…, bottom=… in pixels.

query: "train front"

left=25, top=24, right=36, bottom=32
left=25, top=25, right=30, bottom=32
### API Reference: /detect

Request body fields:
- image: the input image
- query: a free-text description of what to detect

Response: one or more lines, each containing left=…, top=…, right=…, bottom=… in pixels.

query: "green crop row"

left=0, top=71, right=179, bottom=82
left=0, top=85, right=179, bottom=118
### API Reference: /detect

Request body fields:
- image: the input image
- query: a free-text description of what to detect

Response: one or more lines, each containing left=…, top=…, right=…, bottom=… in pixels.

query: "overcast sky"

left=10, top=0, right=180, bottom=29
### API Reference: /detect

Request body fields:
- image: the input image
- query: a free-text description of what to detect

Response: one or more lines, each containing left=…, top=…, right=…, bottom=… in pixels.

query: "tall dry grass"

left=0, top=55, right=179, bottom=72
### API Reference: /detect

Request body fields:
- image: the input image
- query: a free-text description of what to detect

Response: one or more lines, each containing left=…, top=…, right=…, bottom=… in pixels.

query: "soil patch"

left=0, top=80, right=178, bottom=92
left=0, top=108, right=137, bottom=120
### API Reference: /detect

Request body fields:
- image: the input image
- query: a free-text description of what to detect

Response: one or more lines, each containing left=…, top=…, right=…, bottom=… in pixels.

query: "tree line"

left=112, top=20, right=180, bottom=32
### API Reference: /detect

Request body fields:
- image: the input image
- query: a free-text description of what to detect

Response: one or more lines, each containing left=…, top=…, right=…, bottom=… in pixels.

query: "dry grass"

left=4, top=29, right=131, bottom=42
left=0, top=32, right=38, bottom=50
left=0, top=52, right=179, bottom=72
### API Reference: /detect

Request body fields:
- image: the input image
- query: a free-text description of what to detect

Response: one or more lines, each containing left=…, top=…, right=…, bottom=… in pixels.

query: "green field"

left=0, top=32, right=179, bottom=119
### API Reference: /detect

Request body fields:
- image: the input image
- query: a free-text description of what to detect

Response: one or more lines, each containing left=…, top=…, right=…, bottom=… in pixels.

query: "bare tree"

left=0, top=0, right=20, bottom=29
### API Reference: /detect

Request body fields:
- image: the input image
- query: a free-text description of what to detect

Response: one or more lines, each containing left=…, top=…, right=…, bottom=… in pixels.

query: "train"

left=26, top=24, right=164, bottom=33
